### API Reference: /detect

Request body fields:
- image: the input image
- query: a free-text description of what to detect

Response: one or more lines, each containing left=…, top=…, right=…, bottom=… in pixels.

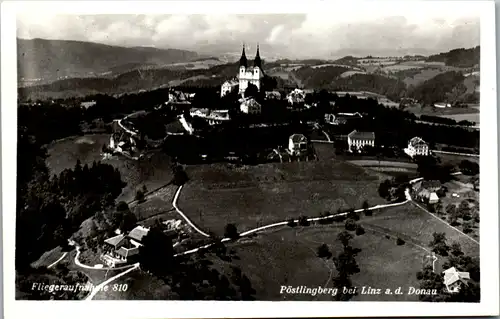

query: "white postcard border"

left=2, top=1, right=498, bottom=318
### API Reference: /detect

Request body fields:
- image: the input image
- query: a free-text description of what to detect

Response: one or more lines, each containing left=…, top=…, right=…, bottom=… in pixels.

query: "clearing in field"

left=177, top=160, right=387, bottom=236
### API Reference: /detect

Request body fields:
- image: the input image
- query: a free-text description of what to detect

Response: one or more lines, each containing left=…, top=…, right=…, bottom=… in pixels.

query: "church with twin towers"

left=221, top=44, right=264, bottom=97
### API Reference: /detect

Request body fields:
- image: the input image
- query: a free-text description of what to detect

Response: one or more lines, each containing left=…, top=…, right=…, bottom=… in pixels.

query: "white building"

left=434, top=102, right=451, bottom=108
left=288, top=134, right=308, bottom=155
left=347, top=130, right=375, bottom=152
left=287, top=88, right=306, bottom=105
left=237, top=44, right=264, bottom=94
left=221, top=79, right=239, bottom=97
left=443, top=267, right=470, bottom=293
left=404, top=136, right=430, bottom=158
left=240, top=98, right=262, bottom=114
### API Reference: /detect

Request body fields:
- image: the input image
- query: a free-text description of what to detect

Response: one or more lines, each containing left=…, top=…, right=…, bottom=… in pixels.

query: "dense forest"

left=426, top=46, right=480, bottom=68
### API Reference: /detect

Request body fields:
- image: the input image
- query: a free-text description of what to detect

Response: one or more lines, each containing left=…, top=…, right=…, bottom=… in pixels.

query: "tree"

left=396, top=238, right=405, bottom=245
left=172, top=165, right=189, bottom=186
left=345, top=218, right=357, bottom=231
left=450, top=242, right=464, bottom=257
left=415, top=265, right=447, bottom=302
left=244, top=83, right=259, bottom=98
left=378, top=179, right=391, bottom=200
left=317, top=244, right=332, bottom=259
left=224, top=223, right=239, bottom=240
left=138, top=226, right=174, bottom=277
left=337, top=231, right=353, bottom=248
left=287, top=218, right=297, bottom=227
left=458, top=200, right=471, bottom=219
left=135, top=189, right=145, bottom=202
left=430, top=232, right=449, bottom=256
left=298, top=216, right=310, bottom=226
left=355, top=226, right=365, bottom=236
left=141, top=184, right=148, bottom=194
left=362, top=200, right=371, bottom=216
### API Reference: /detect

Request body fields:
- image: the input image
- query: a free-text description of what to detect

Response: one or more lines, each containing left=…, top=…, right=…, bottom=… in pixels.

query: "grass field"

left=437, top=153, right=479, bottom=167
left=177, top=160, right=386, bottom=236
left=46, top=134, right=174, bottom=202
left=210, top=221, right=427, bottom=301
left=358, top=203, right=479, bottom=257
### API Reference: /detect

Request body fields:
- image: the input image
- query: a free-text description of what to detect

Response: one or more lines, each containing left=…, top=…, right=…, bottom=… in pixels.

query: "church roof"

left=239, top=44, right=248, bottom=68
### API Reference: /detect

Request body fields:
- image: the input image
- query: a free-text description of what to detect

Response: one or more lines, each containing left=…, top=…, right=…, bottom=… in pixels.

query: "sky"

left=16, top=3, right=481, bottom=59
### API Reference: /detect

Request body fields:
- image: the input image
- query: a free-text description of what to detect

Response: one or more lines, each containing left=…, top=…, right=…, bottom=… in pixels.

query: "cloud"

left=16, top=10, right=480, bottom=58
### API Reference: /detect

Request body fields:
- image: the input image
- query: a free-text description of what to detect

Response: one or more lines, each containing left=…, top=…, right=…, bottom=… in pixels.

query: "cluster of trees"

left=378, top=176, right=408, bottom=202
left=459, top=160, right=479, bottom=176
left=415, top=156, right=454, bottom=183
left=416, top=233, right=480, bottom=302
left=17, top=158, right=126, bottom=270
left=316, top=228, right=362, bottom=301
left=137, top=224, right=256, bottom=300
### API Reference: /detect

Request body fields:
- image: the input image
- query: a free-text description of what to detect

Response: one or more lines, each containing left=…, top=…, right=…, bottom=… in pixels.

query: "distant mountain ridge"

left=17, top=38, right=201, bottom=84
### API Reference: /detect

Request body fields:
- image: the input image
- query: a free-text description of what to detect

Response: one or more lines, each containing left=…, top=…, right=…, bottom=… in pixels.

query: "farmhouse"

left=404, top=136, right=430, bottom=158
left=347, top=130, right=375, bottom=152
left=443, top=267, right=470, bottom=293
left=101, top=226, right=150, bottom=267
left=288, top=134, right=308, bottom=155
left=412, top=180, right=441, bottom=203
left=221, top=79, right=239, bottom=97
left=240, top=97, right=262, bottom=114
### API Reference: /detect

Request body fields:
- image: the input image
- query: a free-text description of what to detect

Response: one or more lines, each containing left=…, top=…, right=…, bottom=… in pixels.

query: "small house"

left=443, top=267, right=470, bottom=293
left=240, top=98, right=262, bottom=114
left=102, top=226, right=150, bottom=267
left=288, top=134, right=308, bottom=155
left=221, top=79, right=239, bottom=97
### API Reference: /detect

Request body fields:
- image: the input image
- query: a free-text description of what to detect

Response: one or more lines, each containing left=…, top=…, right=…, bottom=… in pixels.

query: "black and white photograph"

left=2, top=1, right=498, bottom=318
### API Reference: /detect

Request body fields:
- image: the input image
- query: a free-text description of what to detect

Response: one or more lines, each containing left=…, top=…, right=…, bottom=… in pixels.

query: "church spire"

left=254, top=43, right=262, bottom=68
left=239, top=43, right=248, bottom=68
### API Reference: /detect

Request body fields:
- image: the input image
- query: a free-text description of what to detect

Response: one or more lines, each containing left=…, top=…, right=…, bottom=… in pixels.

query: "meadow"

left=177, top=160, right=386, bottom=236
left=212, top=219, right=427, bottom=301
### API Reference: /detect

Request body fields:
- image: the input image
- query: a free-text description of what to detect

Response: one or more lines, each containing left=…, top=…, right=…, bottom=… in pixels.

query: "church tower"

left=239, top=44, right=248, bottom=68
left=253, top=43, right=262, bottom=69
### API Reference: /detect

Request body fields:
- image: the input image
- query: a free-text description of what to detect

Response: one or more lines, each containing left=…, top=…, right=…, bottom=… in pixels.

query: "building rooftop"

left=348, top=130, right=375, bottom=140
left=422, top=180, right=442, bottom=189
left=409, top=136, right=428, bottom=146
left=104, top=234, right=125, bottom=247
left=443, top=267, right=470, bottom=286
left=128, top=226, right=149, bottom=243
left=290, top=133, right=307, bottom=143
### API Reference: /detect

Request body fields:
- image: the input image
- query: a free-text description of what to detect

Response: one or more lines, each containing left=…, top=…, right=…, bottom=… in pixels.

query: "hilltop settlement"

left=17, top=40, right=480, bottom=302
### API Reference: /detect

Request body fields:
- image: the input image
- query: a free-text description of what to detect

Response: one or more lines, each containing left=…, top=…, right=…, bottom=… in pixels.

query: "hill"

left=17, top=38, right=200, bottom=85
left=426, top=46, right=480, bottom=68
